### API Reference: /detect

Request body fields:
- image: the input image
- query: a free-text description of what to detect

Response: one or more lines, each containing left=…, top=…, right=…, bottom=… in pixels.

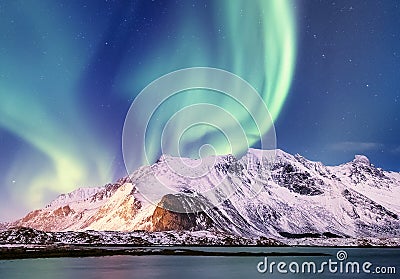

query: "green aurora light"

left=0, top=0, right=296, bottom=215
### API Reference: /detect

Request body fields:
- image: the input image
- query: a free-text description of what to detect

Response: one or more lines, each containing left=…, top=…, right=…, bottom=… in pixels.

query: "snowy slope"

left=13, top=149, right=400, bottom=240
left=0, top=222, right=8, bottom=231
left=45, top=187, right=103, bottom=209
left=13, top=179, right=126, bottom=231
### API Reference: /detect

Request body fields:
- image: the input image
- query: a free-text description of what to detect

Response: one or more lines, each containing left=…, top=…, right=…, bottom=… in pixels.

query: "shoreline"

left=0, top=245, right=329, bottom=260
left=1, top=245, right=399, bottom=261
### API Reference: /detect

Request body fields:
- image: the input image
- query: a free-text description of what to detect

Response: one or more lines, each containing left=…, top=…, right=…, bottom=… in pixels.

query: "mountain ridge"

left=9, top=149, right=400, bottom=242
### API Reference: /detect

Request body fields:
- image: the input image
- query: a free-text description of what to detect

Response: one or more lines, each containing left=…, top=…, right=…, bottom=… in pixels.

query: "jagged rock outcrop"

left=152, top=194, right=213, bottom=231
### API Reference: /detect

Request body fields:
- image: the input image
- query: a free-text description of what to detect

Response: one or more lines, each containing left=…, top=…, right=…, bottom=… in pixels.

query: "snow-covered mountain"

left=0, top=222, right=8, bottom=231
left=13, top=149, right=400, bottom=240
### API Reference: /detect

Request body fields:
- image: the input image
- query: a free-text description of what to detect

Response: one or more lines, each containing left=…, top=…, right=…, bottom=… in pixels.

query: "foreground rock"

left=1, top=227, right=399, bottom=247
left=0, top=227, right=282, bottom=246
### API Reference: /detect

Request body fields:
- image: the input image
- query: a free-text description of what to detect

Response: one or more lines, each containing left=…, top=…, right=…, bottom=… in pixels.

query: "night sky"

left=0, top=0, right=399, bottom=221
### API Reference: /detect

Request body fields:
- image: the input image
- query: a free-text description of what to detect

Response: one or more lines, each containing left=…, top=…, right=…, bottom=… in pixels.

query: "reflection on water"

left=0, top=247, right=398, bottom=279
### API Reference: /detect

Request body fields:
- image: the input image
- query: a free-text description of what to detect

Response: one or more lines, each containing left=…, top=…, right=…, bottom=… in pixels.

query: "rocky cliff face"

left=12, top=149, right=400, bottom=240
left=151, top=194, right=213, bottom=231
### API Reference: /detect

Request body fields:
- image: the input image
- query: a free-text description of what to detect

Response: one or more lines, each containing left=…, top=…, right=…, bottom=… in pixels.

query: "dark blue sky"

left=278, top=0, right=400, bottom=169
left=0, top=0, right=399, bottom=220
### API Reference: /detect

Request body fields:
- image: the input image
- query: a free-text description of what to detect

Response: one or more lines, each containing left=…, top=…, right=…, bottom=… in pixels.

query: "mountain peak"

left=156, top=148, right=293, bottom=165
left=246, top=148, right=292, bottom=159
left=353, top=155, right=370, bottom=165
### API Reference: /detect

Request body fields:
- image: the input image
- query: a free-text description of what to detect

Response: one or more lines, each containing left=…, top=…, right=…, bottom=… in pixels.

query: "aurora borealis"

left=1, top=0, right=399, bottom=221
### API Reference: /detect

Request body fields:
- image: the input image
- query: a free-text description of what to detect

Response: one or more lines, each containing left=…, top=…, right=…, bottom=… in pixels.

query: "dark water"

left=0, top=247, right=399, bottom=279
